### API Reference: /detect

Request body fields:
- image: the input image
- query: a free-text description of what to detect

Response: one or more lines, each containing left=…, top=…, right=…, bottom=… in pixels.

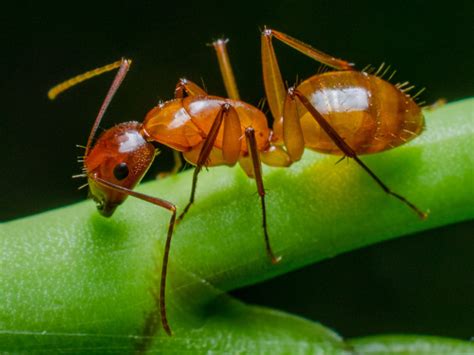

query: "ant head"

left=84, top=122, right=156, bottom=217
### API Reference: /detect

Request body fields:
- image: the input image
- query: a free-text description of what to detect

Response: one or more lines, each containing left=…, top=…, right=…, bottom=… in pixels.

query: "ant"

left=260, top=28, right=428, bottom=219
left=48, top=39, right=290, bottom=336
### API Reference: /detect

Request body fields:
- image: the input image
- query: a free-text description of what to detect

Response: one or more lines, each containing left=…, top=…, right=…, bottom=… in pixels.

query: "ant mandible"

left=260, top=28, right=428, bottom=219
left=48, top=39, right=289, bottom=336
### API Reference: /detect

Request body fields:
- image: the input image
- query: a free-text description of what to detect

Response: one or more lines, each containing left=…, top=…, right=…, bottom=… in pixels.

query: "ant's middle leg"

left=244, top=127, right=281, bottom=264
left=290, top=88, right=427, bottom=219
left=177, top=103, right=240, bottom=222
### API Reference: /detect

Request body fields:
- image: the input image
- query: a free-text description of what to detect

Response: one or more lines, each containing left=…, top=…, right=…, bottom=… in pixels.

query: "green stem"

left=1, top=98, right=473, bottom=353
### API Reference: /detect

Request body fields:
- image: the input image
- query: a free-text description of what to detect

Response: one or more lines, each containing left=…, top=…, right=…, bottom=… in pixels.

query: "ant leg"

left=174, top=78, right=207, bottom=98
left=177, top=103, right=231, bottom=222
left=424, top=98, right=447, bottom=111
left=157, top=150, right=183, bottom=179
left=262, top=28, right=354, bottom=70
left=261, top=28, right=286, bottom=122
left=170, top=150, right=183, bottom=174
left=212, top=38, right=240, bottom=100
left=245, top=127, right=281, bottom=264
left=283, top=89, right=305, bottom=162
left=260, top=145, right=292, bottom=167
left=92, top=177, right=177, bottom=336
left=261, top=28, right=354, bottom=122
left=221, top=104, right=242, bottom=165
left=290, top=88, right=428, bottom=219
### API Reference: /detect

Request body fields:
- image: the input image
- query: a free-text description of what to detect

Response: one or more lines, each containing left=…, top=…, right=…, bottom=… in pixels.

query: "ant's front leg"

left=212, top=38, right=240, bottom=100
left=92, top=177, right=177, bottom=337
left=156, top=150, right=183, bottom=180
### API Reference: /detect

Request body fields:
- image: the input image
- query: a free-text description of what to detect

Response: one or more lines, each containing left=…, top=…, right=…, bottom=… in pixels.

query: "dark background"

left=2, top=0, right=473, bottom=340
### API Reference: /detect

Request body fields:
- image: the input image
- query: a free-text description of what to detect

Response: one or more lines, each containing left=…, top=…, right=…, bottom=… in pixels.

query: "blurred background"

left=2, top=0, right=473, bottom=340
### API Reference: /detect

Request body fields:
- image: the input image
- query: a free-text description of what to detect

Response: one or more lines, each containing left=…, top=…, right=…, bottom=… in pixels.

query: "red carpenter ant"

left=48, top=39, right=290, bottom=335
left=48, top=29, right=428, bottom=336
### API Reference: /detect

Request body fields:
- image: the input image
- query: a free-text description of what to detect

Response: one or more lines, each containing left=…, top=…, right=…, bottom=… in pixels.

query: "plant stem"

left=1, top=98, right=473, bottom=353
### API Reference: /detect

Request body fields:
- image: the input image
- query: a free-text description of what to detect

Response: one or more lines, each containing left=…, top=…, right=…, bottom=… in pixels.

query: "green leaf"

left=1, top=98, right=473, bottom=353
left=349, top=335, right=474, bottom=354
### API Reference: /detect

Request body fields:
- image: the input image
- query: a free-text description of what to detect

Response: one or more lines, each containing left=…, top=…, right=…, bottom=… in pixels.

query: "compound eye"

left=113, top=162, right=129, bottom=180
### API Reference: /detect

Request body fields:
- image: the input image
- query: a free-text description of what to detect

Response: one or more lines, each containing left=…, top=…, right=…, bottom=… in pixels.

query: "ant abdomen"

left=277, top=71, right=424, bottom=155
left=262, top=28, right=428, bottom=219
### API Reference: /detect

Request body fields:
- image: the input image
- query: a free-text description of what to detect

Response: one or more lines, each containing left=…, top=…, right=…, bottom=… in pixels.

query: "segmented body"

left=143, top=95, right=271, bottom=166
left=274, top=71, right=424, bottom=155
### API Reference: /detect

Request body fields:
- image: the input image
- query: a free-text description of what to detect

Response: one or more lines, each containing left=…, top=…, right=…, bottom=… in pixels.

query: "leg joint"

left=287, top=86, right=296, bottom=98
left=245, top=126, right=255, bottom=136
left=262, top=27, right=273, bottom=37
left=213, top=38, right=229, bottom=46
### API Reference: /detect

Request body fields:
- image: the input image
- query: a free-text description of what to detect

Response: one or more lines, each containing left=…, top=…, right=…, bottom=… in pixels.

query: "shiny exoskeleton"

left=48, top=39, right=289, bottom=337
left=48, top=30, right=428, bottom=339
left=261, top=28, right=427, bottom=218
left=273, top=71, right=424, bottom=155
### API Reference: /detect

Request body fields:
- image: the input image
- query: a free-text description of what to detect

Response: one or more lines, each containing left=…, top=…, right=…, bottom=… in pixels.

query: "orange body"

left=273, top=71, right=424, bottom=155
left=85, top=122, right=156, bottom=215
left=142, top=95, right=290, bottom=175
left=49, top=30, right=429, bottom=338
left=61, top=53, right=288, bottom=336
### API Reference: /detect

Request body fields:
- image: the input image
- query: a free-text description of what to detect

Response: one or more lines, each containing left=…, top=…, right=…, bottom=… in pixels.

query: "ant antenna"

left=84, top=59, right=131, bottom=156
left=48, top=60, right=126, bottom=100
left=48, top=58, right=132, bottom=156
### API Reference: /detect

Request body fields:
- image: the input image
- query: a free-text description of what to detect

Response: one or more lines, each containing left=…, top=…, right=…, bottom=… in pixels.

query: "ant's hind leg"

left=261, top=28, right=286, bottom=123
left=282, top=89, right=305, bottom=162
left=262, top=28, right=354, bottom=70
left=424, top=98, right=447, bottom=111
left=290, top=88, right=428, bottom=220
left=260, top=28, right=354, bottom=123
